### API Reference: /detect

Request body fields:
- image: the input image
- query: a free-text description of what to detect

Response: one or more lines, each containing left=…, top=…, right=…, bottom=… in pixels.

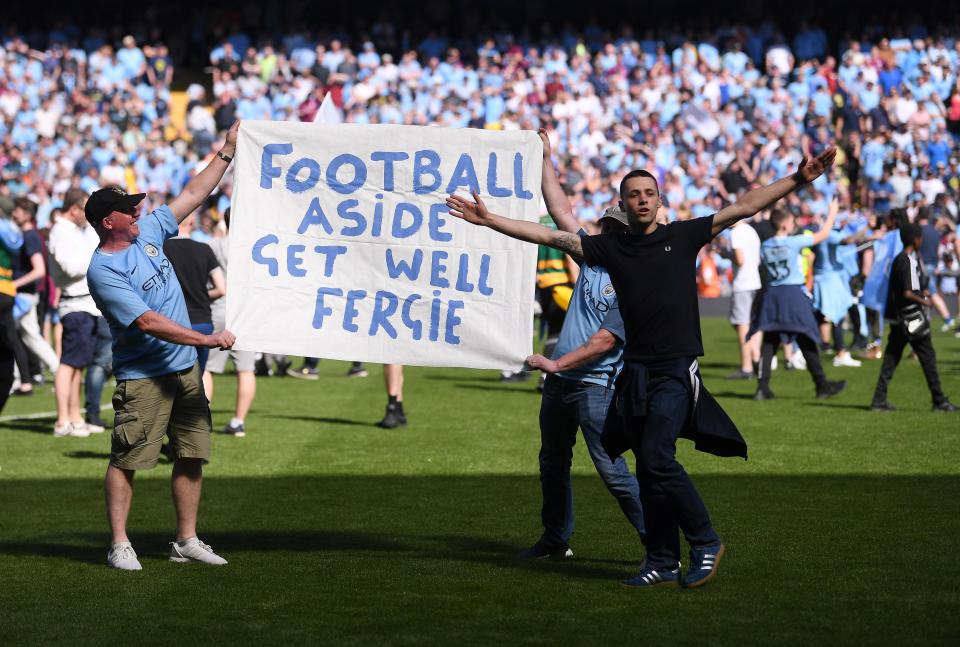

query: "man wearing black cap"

left=86, top=121, right=239, bottom=571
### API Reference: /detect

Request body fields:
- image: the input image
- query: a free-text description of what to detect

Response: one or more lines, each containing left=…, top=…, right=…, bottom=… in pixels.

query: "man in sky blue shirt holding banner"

left=87, top=121, right=240, bottom=571
left=521, top=130, right=645, bottom=559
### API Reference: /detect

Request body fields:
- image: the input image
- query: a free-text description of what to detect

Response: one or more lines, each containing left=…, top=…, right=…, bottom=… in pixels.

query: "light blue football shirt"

left=761, top=234, right=815, bottom=287
left=812, top=230, right=845, bottom=275
left=553, top=231, right=625, bottom=388
left=88, top=205, right=197, bottom=380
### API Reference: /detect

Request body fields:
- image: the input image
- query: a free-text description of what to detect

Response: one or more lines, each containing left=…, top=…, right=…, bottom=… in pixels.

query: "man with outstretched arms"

left=447, top=146, right=835, bottom=588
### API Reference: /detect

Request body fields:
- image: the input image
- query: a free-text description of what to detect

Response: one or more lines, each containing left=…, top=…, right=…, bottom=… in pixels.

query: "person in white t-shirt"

left=47, top=189, right=106, bottom=437
left=727, top=219, right=762, bottom=378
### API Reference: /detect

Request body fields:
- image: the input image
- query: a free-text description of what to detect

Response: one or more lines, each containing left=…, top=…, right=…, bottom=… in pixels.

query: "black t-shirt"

left=581, top=215, right=715, bottom=362
left=751, top=219, right=776, bottom=242
left=13, top=229, right=44, bottom=294
left=885, top=251, right=924, bottom=320
left=163, top=238, right=219, bottom=324
left=721, top=168, right=748, bottom=194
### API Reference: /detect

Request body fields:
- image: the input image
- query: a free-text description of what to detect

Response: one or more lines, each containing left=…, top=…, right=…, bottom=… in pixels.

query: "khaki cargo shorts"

left=110, top=364, right=212, bottom=470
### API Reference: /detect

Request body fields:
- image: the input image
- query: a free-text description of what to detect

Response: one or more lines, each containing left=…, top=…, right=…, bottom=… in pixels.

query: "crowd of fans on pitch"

left=2, top=18, right=960, bottom=401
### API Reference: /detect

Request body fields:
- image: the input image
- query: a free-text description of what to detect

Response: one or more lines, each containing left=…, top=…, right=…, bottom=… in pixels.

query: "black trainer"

left=816, top=380, right=847, bottom=399
left=932, top=400, right=958, bottom=413
left=870, top=401, right=896, bottom=412
left=517, top=540, right=573, bottom=560
left=753, top=387, right=775, bottom=400
left=376, top=404, right=407, bottom=429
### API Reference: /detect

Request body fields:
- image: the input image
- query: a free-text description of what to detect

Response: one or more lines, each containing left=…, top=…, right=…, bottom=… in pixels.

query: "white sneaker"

left=833, top=353, right=862, bottom=368
left=53, top=422, right=90, bottom=438
left=80, top=421, right=105, bottom=434
left=107, top=542, right=142, bottom=570
left=169, top=537, right=228, bottom=565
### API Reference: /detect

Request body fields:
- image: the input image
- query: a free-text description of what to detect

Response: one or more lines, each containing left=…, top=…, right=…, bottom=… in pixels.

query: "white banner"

left=227, top=121, right=542, bottom=370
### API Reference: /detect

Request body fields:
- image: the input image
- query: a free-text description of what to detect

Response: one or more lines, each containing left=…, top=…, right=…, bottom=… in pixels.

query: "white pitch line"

left=0, top=403, right=111, bottom=424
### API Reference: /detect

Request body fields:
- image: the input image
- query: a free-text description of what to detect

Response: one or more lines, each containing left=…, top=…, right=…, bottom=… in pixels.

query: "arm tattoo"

left=554, top=231, right=583, bottom=259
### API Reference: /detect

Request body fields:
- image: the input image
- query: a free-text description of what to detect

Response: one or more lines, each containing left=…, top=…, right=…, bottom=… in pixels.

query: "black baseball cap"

left=84, top=186, right=146, bottom=226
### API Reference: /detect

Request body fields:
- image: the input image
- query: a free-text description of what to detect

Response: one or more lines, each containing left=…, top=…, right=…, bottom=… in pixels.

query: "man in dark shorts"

left=87, top=121, right=240, bottom=571
left=447, top=145, right=836, bottom=589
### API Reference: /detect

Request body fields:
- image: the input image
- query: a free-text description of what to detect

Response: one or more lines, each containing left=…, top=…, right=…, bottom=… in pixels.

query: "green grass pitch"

left=1, top=318, right=958, bottom=645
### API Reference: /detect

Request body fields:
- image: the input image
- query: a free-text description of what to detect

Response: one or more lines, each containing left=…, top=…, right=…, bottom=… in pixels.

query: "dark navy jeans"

left=626, top=365, right=720, bottom=570
left=537, top=374, right=645, bottom=547
left=84, top=316, right=112, bottom=421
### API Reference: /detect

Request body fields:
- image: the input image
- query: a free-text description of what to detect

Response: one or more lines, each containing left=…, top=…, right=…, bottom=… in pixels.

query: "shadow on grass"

left=804, top=402, right=875, bottom=411
left=3, top=419, right=55, bottom=434
left=2, top=475, right=959, bottom=579
left=708, top=390, right=764, bottom=400
left=3, top=474, right=960, bottom=645
left=63, top=451, right=112, bottom=460
left=266, top=415, right=371, bottom=427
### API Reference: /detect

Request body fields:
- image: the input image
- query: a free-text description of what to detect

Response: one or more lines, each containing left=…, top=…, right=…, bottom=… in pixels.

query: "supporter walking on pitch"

left=447, top=144, right=835, bottom=588
left=726, top=218, right=762, bottom=379
left=750, top=201, right=848, bottom=401
left=204, top=208, right=257, bottom=437
left=46, top=189, right=107, bottom=437
left=519, top=129, right=645, bottom=559
left=870, top=223, right=957, bottom=413
left=377, top=364, right=407, bottom=428
left=163, top=212, right=226, bottom=374
left=86, top=121, right=240, bottom=571
left=811, top=198, right=863, bottom=369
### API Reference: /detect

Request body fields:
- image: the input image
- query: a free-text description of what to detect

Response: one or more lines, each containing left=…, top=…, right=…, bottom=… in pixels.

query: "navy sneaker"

left=682, top=543, right=725, bottom=588
left=222, top=421, right=246, bottom=437
left=622, top=565, right=680, bottom=588
left=517, top=540, right=573, bottom=560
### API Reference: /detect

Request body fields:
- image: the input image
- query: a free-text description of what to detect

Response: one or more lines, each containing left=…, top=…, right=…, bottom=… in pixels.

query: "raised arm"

left=538, top=128, right=578, bottom=233
left=168, top=120, right=240, bottom=223
left=810, top=198, right=840, bottom=246
left=712, top=147, right=836, bottom=236
left=446, top=192, right=584, bottom=260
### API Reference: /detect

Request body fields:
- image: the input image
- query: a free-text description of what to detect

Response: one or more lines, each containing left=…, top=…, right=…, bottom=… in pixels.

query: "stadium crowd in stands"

left=1, top=17, right=959, bottom=414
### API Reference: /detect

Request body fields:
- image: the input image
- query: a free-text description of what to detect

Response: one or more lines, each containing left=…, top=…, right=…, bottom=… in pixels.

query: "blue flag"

left=861, top=230, right=903, bottom=313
